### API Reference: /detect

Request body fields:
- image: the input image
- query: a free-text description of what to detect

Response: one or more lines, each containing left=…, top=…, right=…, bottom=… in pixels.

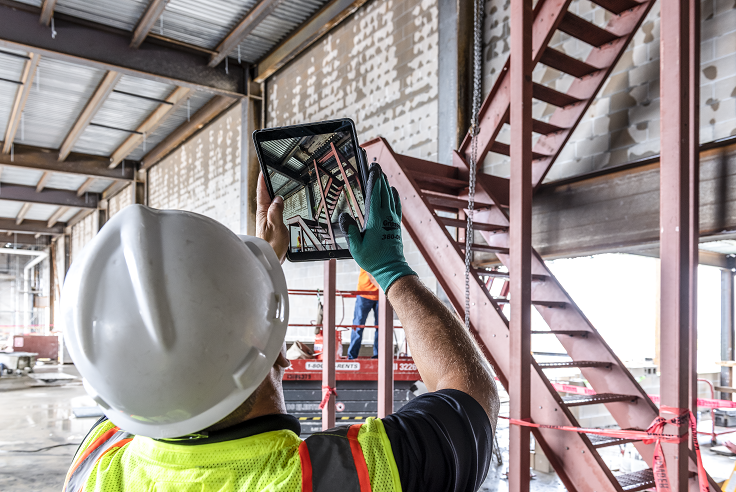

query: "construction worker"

left=61, top=164, right=498, bottom=492
left=347, top=267, right=380, bottom=359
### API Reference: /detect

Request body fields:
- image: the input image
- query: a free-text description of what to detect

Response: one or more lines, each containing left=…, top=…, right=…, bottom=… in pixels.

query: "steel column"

left=240, top=92, right=262, bottom=236
left=722, top=271, right=735, bottom=400
left=688, top=0, right=700, bottom=420
left=659, top=0, right=691, bottom=488
left=377, top=289, right=394, bottom=418
left=509, top=0, right=533, bottom=489
left=322, top=259, right=337, bottom=430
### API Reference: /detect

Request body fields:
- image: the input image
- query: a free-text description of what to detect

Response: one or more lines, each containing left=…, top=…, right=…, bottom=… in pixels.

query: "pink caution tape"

left=500, top=406, right=708, bottom=492
left=319, top=385, right=338, bottom=410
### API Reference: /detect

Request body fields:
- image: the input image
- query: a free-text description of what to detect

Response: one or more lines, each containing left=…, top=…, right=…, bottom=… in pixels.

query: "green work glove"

left=339, top=163, right=416, bottom=292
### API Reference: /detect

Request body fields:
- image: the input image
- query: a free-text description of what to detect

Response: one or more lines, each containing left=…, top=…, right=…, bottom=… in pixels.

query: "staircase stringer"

left=367, top=137, right=627, bottom=492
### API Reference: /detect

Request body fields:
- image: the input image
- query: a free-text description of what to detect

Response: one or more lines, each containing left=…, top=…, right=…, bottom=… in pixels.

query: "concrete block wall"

left=108, top=184, right=133, bottom=219
left=267, top=0, right=440, bottom=344
left=70, top=212, right=98, bottom=263
left=148, top=104, right=242, bottom=232
left=481, top=0, right=736, bottom=181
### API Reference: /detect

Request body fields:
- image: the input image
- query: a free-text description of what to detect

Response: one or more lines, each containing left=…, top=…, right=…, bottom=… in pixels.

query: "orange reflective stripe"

left=298, top=441, right=314, bottom=492
left=347, top=425, right=371, bottom=492
left=63, top=426, right=120, bottom=491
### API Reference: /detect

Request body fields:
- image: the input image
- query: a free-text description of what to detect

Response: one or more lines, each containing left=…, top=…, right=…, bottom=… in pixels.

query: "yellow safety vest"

left=63, top=418, right=402, bottom=492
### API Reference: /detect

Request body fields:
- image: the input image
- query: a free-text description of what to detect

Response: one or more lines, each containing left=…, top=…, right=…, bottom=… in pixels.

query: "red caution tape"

left=501, top=406, right=708, bottom=492
left=319, top=385, right=338, bottom=410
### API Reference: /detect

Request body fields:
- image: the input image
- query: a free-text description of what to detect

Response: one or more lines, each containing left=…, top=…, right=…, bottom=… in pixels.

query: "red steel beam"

left=312, top=161, right=335, bottom=245
left=322, top=259, right=337, bottom=430
left=509, top=0, right=533, bottom=489
left=331, top=142, right=364, bottom=228
left=688, top=0, right=700, bottom=421
left=659, top=0, right=691, bottom=489
left=378, top=289, right=394, bottom=418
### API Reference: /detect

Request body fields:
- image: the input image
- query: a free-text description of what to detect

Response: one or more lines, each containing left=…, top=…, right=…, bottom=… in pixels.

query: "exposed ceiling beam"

left=254, top=0, right=369, bottom=82
left=0, top=232, right=53, bottom=245
left=130, top=0, right=168, bottom=49
left=0, top=3, right=245, bottom=97
left=141, top=95, right=236, bottom=169
left=35, top=171, right=51, bottom=192
left=109, top=86, right=191, bottom=168
left=15, top=202, right=31, bottom=225
left=2, top=52, right=40, bottom=154
left=76, top=177, right=95, bottom=196
left=209, top=0, right=286, bottom=68
left=0, top=142, right=136, bottom=180
left=101, top=180, right=131, bottom=200
left=0, top=183, right=98, bottom=208
left=39, top=0, right=56, bottom=26
left=59, top=70, right=122, bottom=161
left=47, top=206, right=68, bottom=227
left=632, top=247, right=736, bottom=270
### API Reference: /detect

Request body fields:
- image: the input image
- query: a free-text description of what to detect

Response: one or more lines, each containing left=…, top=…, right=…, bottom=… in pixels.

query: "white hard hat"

left=61, top=205, right=289, bottom=439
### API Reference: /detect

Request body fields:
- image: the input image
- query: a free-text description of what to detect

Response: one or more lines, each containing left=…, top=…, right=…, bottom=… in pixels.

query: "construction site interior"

left=1, top=0, right=736, bottom=490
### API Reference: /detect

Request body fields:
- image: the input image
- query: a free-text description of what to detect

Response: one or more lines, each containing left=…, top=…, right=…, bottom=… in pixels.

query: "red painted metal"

left=330, top=142, right=365, bottom=228
left=363, top=136, right=719, bottom=491
left=377, top=289, right=394, bottom=418
left=12, top=334, right=58, bottom=359
left=660, top=0, right=692, bottom=488
left=688, top=0, right=701, bottom=423
left=284, top=358, right=419, bottom=382
left=312, top=161, right=336, bottom=246
left=509, top=0, right=533, bottom=488
left=322, top=259, right=337, bottom=430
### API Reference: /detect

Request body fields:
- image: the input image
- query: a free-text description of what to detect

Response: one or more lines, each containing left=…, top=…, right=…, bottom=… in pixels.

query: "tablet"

left=253, top=118, right=368, bottom=262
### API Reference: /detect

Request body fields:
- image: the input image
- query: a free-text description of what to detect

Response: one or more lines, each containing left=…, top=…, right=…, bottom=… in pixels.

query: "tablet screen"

left=256, top=124, right=366, bottom=256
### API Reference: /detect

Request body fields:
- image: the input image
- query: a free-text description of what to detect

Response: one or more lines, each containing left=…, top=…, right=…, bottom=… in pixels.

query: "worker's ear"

left=274, top=343, right=290, bottom=369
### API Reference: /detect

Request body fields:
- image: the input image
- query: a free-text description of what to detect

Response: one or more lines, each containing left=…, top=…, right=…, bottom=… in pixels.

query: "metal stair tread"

left=493, top=297, right=567, bottom=308
left=456, top=242, right=510, bottom=254
left=562, top=393, right=638, bottom=406
left=558, top=11, right=620, bottom=47
left=532, top=82, right=583, bottom=107
left=423, top=190, right=495, bottom=209
left=589, top=0, right=642, bottom=14
left=440, top=217, right=507, bottom=231
left=490, top=141, right=549, bottom=160
left=531, top=329, right=589, bottom=337
left=474, top=269, right=547, bottom=281
left=537, top=360, right=612, bottom=369
left=615, top=469, right=654, bottom=491
left=587, top=432, right=640, bottom=448
left=539, top=48, right=601, bottom=78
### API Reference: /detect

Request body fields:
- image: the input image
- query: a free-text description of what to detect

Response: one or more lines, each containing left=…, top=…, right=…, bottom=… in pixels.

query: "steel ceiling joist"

left=15, top=202, right=31, bottom=225
left=0, top=183, right=98, bottom=208
left=46, top=206, right=68, bottom=228
left=0, top=3, right=245, bottom=97
left=2, top=52, right=40, bottom=154
left=0, top=143, right=136, bottom=180
left=0, top=217, right=63, bottom=234
left=35, top=171, right=51, bottom=192
left=109, top=86, right=191, bottom=168
left=254, top=0, right=369, bottom=82
left=209, top=0, right=287, bottom=68
left=141, top=95, right=236, bottom=169
left=59, top=70, right=122, bottom=161
left=39, top=0, right=56, bottom=26
left=130, top=0, right=169, bottom=49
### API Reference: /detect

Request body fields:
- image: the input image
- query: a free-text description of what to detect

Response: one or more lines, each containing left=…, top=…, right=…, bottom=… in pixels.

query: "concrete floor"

left=2, top=365, right=736, bottom=491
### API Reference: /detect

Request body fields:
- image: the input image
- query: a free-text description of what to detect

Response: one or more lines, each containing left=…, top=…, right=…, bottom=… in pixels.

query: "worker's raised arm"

left=339, top=164, right=499, bottom=422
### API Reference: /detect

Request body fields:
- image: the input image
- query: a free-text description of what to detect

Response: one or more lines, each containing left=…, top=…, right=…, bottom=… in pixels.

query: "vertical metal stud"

left=509, top=0, right=533, bottom=488
left=378, top=288, right=394, bottom=418
left=659, top=0, right=691, bottom=488
left=322, top=259, right=337, bottom=430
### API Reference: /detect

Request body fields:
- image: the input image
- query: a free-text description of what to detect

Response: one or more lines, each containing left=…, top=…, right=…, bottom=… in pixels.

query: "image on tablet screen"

left=258, top=130, right=366, bottom=253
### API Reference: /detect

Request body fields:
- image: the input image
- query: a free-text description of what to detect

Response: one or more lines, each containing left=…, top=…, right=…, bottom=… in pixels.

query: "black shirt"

left=382, top=389, right=493, bottom=492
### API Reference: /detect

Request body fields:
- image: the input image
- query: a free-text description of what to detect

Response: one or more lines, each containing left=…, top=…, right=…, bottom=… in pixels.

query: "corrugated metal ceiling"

left=0, top=199, right=23, bottom=219
left=44, top=173, right=88, bottom=192
left=24, top=203, right=59, bottom=221
left=21, top=57, right=105, bottom=150
left=58, top=207, right=81, bottom=222
left=54, top=0, right=150, bottom=32
left=0, top=167, right=44, bottom=187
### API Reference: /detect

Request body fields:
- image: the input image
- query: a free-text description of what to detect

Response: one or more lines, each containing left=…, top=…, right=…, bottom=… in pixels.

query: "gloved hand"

left=339, top=163, right=416, bottom=292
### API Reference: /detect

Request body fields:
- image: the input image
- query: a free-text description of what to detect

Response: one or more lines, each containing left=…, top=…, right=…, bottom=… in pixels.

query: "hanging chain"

left=465, top=0, right=484, bottom=331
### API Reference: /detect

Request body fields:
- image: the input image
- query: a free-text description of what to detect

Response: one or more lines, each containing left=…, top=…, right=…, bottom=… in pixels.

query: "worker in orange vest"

left=348, top=268, right=381, bottom=359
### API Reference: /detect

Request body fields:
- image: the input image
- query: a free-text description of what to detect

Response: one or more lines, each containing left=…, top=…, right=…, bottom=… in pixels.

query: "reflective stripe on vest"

left=63, top=426, right=133, bottom=492
left=299, top=424, right=371, bottom=492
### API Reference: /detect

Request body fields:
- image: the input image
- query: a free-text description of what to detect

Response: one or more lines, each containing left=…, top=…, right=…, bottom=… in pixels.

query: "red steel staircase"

left=362, top=0, right=717, bottom=489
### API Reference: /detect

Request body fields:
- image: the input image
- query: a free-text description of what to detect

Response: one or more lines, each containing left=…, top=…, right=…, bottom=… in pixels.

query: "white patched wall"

left=267, top=0, right=440, bottom=344
left=481, top=0, right=736, bottom=180
left=148, top=104, right=242, bottom=231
